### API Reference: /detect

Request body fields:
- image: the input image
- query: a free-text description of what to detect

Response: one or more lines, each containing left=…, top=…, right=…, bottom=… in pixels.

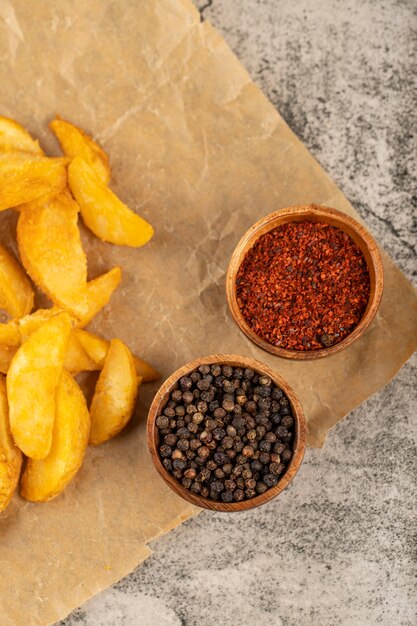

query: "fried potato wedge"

left=76, top=266, right=122, bottom=328
left=0, top=243, right=34, bottom=319
left=89, top=339, right=140, bottom=445
left=73, top=329, right=108, bottom=366
left=0, top=152, right=68, bottom=211
left=17, top=192, right=88, bottom=317
left=20, top=370, right=90, bottom=502
left=7, top=312, right=71, bottom=459
left=0, top=116, right=43, bottom=154
left=64, top=331, right=98, bottom=374
left=68, top=157, right=154, bottom=247
left=50, top=118, right=110, bottom=184
left=0, top=376, right=22, bottom=512
left=74, top=329, right=160, bottom=382
left=17, top=308, right=69, bottom=340
left=15, top=312, right=94, bottom=375
left=132, top=356, right=160, bottom=383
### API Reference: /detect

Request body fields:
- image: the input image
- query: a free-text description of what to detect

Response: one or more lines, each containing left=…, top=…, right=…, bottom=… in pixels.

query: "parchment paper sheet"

left=0, top=1, right=416, bottom=624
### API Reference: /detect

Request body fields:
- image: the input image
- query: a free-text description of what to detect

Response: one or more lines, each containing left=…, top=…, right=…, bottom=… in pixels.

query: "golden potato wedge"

left=64, top=331, right=98, bottom=374
left=17, top=308, right=69, bottom=340
left=17, top=192, right=88, bottom=317
left=0, top=116, right=43, bottom=154
left=132, top=356, right=160, bottom=383
left=50, top=117, right=110, bottom=184
left=20, top=369, right=90, bottom=502
left=15, top=312, right=93, bottom=375
left=73, top=329, right=108, bottom=366
left=74, top=329, right=160, bottom=382
left=0, top=376, right=22, bottom=512
left=0, top=243, right=34, bottom=319
left=68, top=157, right=154, bottom=247
left=0, top=152, right=68, bottom=211
left=76, top=266, right=122, bottom=328
left=7, top=312, right=71, bottom=459
left=89, top=339, right=140, bottom=445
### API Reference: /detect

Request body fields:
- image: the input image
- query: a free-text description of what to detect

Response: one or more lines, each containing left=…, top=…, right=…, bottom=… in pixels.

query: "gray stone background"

left=60, top=1, right=417, bottom=624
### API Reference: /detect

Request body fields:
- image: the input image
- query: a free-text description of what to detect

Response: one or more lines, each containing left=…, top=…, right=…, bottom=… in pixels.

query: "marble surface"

left=59, top=1, right=416, bottom=625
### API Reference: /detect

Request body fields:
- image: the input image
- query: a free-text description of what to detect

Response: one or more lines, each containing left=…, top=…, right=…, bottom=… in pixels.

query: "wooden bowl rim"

left=226, top=204, right=384, bottom=360
left=147, top=354, right=306, bottom=512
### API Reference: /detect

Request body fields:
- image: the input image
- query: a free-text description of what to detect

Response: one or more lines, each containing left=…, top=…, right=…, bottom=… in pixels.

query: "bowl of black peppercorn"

left=147, top=354, right=306, bottom=511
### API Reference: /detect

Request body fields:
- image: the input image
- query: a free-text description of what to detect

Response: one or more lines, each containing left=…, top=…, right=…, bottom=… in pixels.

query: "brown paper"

left=0, top=0, right=416, bottom=624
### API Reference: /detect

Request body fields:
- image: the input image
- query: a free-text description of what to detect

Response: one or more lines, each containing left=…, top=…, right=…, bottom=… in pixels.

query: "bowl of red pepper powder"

left=226, top=205, right=384, bottom=359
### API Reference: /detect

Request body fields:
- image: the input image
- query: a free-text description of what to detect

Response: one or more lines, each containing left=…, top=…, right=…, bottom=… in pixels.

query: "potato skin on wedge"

left=7, top=312, right=71, bottom=460
left=17, top=192, right=88, bottom=317
left=0, top=244, right=34, bottom=319
left=0, top=152, right=67, bottom=211
left=21, top=370, right=90, bottom=502
left=89, top=339, right=140, bottom=445
left=68, top=157, right=154, bottom=247
left=0, top=376, right=22, bottom=512
left=0, top=116, right=43, bottom=154
left=50, top=117, right=110, bottom=184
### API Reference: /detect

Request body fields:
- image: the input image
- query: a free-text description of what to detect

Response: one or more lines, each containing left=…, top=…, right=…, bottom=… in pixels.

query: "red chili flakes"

left=236, top=221, right=371, bottom=350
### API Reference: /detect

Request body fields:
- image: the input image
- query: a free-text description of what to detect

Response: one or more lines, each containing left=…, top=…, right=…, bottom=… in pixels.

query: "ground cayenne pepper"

left=236, top=221, right=371, bottom=350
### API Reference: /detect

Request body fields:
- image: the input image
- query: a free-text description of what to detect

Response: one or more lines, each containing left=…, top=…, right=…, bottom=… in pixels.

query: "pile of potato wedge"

left=0, top=115, right=158, bottom=511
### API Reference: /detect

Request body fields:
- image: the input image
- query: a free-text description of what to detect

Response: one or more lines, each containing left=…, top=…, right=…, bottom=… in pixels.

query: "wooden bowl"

left=226, top=204, right=384, bottom=360
left=147, top=354, right=306, bottom=512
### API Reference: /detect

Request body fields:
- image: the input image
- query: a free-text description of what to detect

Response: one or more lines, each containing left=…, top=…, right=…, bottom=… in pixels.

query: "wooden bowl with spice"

left=226, top=204, right=384, bottom=360
left=147, top=354, right=306, bottom=512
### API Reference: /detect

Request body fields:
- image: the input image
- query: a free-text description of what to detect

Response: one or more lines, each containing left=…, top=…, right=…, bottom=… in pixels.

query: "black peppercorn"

left=276, top=426, right=288, bottom=438
left=211, top=364, right=222, bottom=377
left=179, top=376, right=192, bottom=390
left=213, top=451, right=228, bottom=465
left=221, top=490, right=234, bottom=502
left=259, top=440, right=271, bottom=452
left=197, top=378, right=211, bottom=391
left=164, top=434, right=177, bottom=446
left=210, top=479, right=224, bottom=494
left=197, top=401, right=208, bottom=414
left=156, top=415, right=170, bottom=429
left=196, top=468, right=211, bottom=483
left=182, top=390, right=194, bottom=404
left=263, top=473, right=278, bottom=488
left=222, top=365, right=233, bottom=378
left=256, top=481, right=268, bottom=494
left=171, top=389, right=183, bottom=402
left=162, top=458, right=173, bottom=472
left=159, top=444, right=172, bottom=458
left=173, top=458, right=187, bottom=470
left=190, top=371, right=201, bottom=383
